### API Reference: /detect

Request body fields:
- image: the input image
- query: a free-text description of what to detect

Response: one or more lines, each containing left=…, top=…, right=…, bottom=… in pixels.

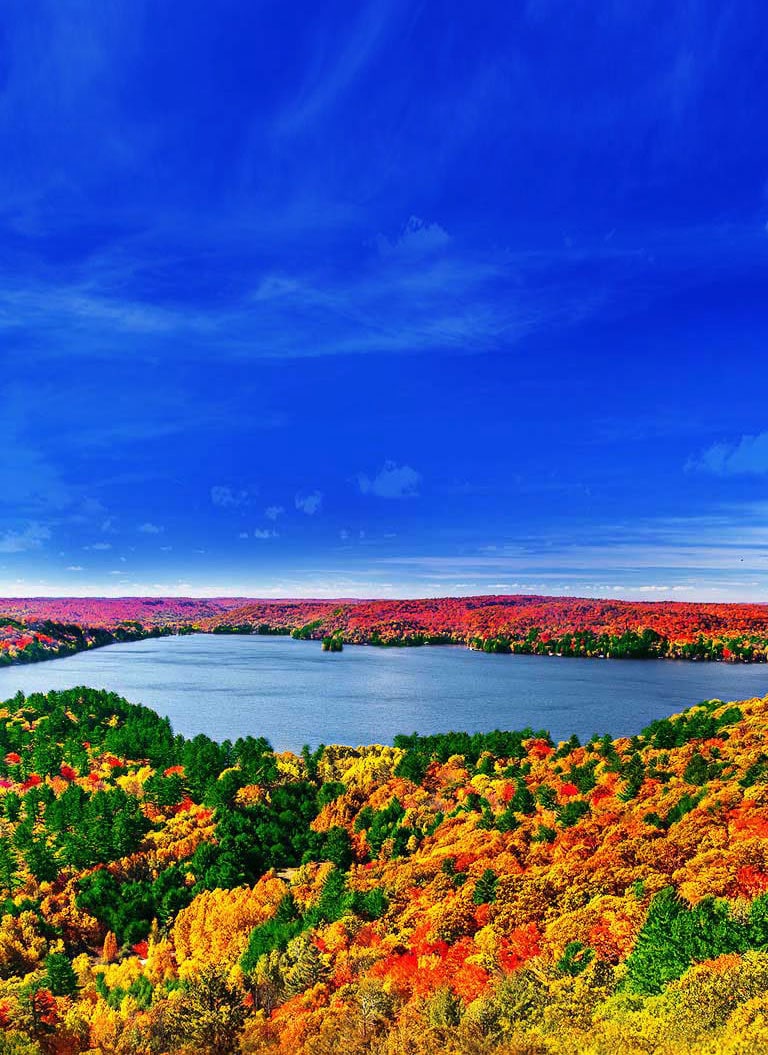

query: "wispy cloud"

left=275, top=0, right=397, bottom=135
left=138, top=522, right=163, bottom=534
left=370, top=504, right=768, bottom=594
left=0, top=522, right=51, bottom=553
left=0, top=216, right=657, bottom=368
left=689, top=432, right=768, bottom=475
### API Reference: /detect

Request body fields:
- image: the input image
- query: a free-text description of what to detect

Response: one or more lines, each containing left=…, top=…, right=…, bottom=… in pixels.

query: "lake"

left=1, top=634, right=767, bottom=751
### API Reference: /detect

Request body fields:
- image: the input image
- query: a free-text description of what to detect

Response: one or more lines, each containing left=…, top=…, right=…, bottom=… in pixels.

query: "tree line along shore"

left=4, top=591, right=768, bottom=667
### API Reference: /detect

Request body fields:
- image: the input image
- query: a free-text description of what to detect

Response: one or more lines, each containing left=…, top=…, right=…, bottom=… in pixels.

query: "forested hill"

left=0, top=598, right=242, bottom=626
left=206, top=594, right=768, bottom=660
left=3, top=688, right=768, bottom=1052
left=0, top=598, right=242, bottom=668
left=5, top=594, right=768, bottom=668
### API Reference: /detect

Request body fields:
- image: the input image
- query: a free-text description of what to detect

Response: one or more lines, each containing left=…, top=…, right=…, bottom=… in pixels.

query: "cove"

left=1, top=633, right=767, bottom=752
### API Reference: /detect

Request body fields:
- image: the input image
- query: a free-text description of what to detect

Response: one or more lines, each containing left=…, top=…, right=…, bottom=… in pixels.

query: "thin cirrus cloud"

left=1, top=1, right=766, bottom=381
left=358, top=461, right=421, bottom=498
left=0, top=523, right=52, bottom=553
left=0, top=219, right=629, bottom=369
left=138, top=522, right=163, bottom=534
left=689, top=432, right=768, bottom=475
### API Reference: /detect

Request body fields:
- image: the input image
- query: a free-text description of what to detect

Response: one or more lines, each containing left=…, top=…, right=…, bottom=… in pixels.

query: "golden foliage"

left=172, top=875, right=287, bottom=975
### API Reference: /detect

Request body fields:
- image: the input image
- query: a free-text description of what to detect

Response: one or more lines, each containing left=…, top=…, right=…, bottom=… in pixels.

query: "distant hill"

left=203, top=594, right=768, bottom=660
left=0, top=596, right=245, bottom=627
left=3, top=594, right=768, bottom=665
left=0, top=597, right=249, bottom=667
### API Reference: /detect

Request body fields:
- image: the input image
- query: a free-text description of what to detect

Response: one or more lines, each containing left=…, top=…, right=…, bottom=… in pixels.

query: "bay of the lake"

left=1, top=633, right=767, bottom=751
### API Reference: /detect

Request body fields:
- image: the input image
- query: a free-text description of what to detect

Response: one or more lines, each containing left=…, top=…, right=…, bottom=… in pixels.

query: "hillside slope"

left=205, top=594, right=768, bottom=660
left=2, top=689, right=768, bottom=1051
left=0, top=599, right=244, bottom=667
left=4, top=595, right=768, bottom=667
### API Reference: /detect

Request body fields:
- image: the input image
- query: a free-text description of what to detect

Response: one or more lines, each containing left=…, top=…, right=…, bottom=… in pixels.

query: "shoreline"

left=0, top=623, right=172, bottom=671
left=1, top=623, right=767, bottom=671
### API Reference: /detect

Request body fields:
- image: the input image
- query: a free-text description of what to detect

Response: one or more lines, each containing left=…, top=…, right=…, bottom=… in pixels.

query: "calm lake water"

left=1, top=634, right=767, bottom=751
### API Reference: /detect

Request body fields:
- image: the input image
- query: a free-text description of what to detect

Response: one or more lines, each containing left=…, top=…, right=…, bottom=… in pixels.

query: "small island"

left=321, top=634, right=343, bottom=652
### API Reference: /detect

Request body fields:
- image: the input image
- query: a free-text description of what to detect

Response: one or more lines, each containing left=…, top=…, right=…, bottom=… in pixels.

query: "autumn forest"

left=2, top=597, right=768, bottom=1052
left=3, top=595, right=768, bottom=669
left=2, top=681, right=768, bottom=1053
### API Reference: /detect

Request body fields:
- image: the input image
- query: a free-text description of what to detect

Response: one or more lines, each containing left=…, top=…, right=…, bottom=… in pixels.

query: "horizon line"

left=1, top=591, right=767, bottom=607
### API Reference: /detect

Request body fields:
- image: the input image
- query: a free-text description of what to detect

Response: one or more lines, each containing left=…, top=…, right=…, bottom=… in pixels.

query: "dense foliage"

left=204, top=594, right=768, bottom=661
left=0, top=599, right=240, bottom=629
left=4, top=595, right=768, bottom=668
left=0, top=599, right=240, bottom=667
left=2, top=686, right=768, bottom=1052
left=0, top=619, right=174, bottom=668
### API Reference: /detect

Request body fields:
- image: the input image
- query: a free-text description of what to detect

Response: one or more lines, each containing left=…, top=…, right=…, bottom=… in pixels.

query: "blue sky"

left=1, top=0, right=768, bottom=599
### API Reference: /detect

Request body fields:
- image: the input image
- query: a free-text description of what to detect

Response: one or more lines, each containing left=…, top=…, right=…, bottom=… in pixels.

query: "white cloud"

left=238, top=528, right=278, bottom=539
left=211, top=485, right=251, bottom=508
left=84, top=541, right=112, bottom=550
left=689, top=431, right=768, bottom=475
left=138, top=522, right=163, bottom=534
left=358, top=461, right=421, bottom=498
left=295, top=491, right=323, bottom=515
left=0, top=522, right=51, bottom=553
left=66, top=565, right=83, bottom=572
left=265, top=505, right=285, bottom=521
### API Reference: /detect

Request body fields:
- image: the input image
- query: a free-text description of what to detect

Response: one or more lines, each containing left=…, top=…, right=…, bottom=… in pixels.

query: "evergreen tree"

left=0, top=836, right=19, bottom=893
left=44, top=953, right=78, bottom=997
left=472, top=868, right=498, bottom=905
